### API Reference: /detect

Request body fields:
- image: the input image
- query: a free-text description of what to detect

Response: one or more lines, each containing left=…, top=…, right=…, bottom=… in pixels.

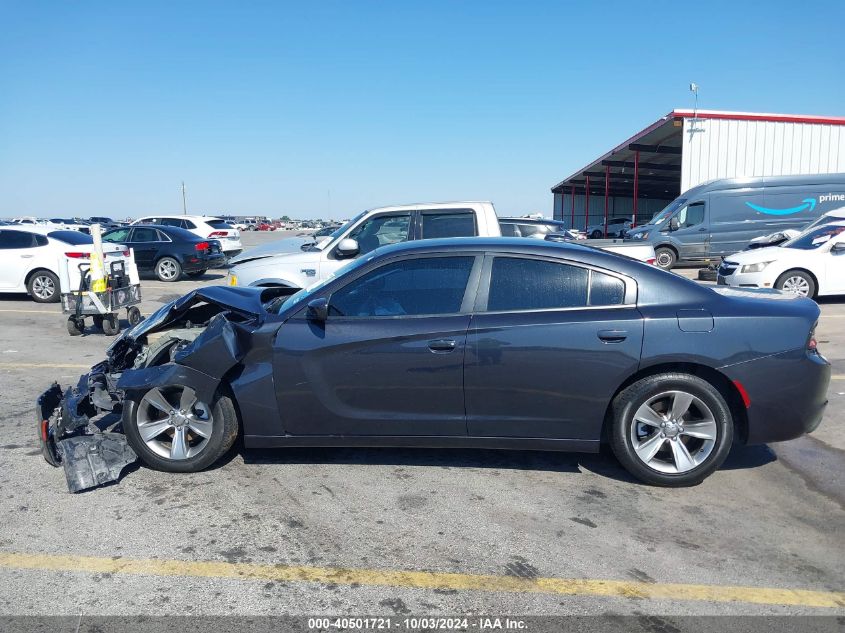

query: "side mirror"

left=669, top=217, right=680, bottom=232
left=831, top=241, right=845, bottom=254
left=335, top=238, right=360, bottom=258
left=306, top=297, right=328, bottom=322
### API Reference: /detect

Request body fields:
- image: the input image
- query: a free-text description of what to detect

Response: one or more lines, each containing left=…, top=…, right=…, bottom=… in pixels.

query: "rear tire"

left=609, top=373, right=734, bottom=487
left=27, top=270, right=60, bottom=303
left=127, top=306, right=142, bottom=327
left=590, top=230, right=602, bottom=239
left=775, top=269, right=816, bottom=298
left=155, top=257, right=182, bottom=282
left=123, top=386, right=239, bottom=473
left=655, top=247, right=677, bottom=270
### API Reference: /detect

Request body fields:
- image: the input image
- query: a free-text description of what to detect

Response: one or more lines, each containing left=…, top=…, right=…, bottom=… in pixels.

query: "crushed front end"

left=36, top=286, right=289, bottom=492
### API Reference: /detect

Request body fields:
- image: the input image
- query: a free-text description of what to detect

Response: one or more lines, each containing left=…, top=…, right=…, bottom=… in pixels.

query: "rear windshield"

left=48, top=231, right=93, bottom=245
left=207, top=220, right=233, bottom=229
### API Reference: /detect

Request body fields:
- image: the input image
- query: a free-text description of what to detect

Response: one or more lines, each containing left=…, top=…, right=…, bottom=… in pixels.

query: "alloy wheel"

left=629, top=390, right=718, bottom=474
left=157, top=259, right=179, bottom=281
left=780, top=275, right=811, bottom=296
left=32, top=275, right=55, bottom=300
left=136, top=386, right=213, bottom=460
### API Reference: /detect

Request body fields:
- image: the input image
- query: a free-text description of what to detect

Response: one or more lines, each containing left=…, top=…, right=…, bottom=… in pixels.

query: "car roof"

left=499, top=217, right=564, bottom=225
left=135, top=215, right=215, bottom=222
left=113, top=224, right=202, bottom=240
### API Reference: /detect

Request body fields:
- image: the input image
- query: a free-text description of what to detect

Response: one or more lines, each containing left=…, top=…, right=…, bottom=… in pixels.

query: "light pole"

left=181, top=181, right=187, bottom=215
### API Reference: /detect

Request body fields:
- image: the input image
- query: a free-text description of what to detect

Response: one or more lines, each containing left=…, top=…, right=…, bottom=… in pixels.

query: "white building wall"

left=681, top=118, right=845, bottom=192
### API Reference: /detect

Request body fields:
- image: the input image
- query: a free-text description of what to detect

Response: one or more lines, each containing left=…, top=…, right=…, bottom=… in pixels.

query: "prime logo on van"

left=746, top=198, right=817, bottom=216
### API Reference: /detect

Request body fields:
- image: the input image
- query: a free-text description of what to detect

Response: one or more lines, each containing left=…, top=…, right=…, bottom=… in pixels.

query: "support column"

left=604, top=164, right=610, bottom=238
left=632, top=150, right=640, bottom=227
left=570, top=185, right=575, bottom=229
left=584, top=175, right=590, bottom=233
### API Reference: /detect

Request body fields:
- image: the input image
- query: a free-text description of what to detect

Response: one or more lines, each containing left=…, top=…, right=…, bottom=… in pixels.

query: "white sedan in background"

left=717, top=221, right=845, bottom=298
left=0, top=226, right=133, bottom=302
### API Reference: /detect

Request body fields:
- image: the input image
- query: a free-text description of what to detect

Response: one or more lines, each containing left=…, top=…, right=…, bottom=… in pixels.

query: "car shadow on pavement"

left=238, top=442, right=777, bottom=484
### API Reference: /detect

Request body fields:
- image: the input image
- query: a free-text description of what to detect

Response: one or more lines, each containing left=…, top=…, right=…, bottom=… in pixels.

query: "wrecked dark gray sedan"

left=37, top=238, right=830, bottom=491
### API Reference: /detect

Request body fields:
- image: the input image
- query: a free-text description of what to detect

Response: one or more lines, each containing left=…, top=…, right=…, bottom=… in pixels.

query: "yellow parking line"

left=0, top=551, right=841, bottom=608
left=0, top=363, right=88, bottom=369
left=833, top=375, right=845, bottom=380
left=0, top=309, right=60, bottom=315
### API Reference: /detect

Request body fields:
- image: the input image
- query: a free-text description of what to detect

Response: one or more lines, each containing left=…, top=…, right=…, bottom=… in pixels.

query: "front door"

left=274, top=254, right=480, bottom=436
left=669, top=201, right=709, bottom=260
left=319, top=211, right=413, bottom=281
left=464, top=255, right=643, bottom=441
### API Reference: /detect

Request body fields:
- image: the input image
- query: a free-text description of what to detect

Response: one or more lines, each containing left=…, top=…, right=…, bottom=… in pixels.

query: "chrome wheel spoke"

left=179, top=387, right=198, bottom=412
left=634, top=434, right=665, bottom=464
left=144, top=388, right=173, bottom=414
left=170, top=426, right=189, bottom=460
left=681, top=420, right=717, bottom=440
left=671, top=392, right=694, bottom=420
left=138, top=419, right=173, bottom=442
left=187, top=417, right=213, bottom=439
left=669, top=439, right=696, bottom=472
left=634, top=404, right=664, bottom=428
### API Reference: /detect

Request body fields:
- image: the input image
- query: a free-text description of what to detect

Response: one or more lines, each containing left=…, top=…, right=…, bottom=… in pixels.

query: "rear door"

left=274, top=254, right=480, bottom=436
left=464, top=254, right=643, bottom=441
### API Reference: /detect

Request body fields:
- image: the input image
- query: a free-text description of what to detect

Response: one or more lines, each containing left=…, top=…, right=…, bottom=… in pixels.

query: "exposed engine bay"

left=37, top=286, right=294, bottom=492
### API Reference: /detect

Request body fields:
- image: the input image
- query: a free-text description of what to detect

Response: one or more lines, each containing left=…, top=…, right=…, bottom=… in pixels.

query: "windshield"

left=326, top=211, right=367, bottom=241
left=647, top=198, right=687, bottom=226
left=783, top=225, right=845, bottom=250
left=800, top=213, right=845, bottom=233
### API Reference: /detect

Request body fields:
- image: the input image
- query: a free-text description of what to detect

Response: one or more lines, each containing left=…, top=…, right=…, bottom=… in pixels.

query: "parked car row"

left=131, top=215, right=242, bottom=258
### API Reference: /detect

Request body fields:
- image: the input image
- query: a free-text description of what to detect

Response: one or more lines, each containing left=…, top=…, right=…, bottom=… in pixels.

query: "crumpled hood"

left=115, top=286, right=270, bottom=346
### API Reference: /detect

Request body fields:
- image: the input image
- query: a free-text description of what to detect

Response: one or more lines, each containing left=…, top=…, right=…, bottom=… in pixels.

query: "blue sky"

left=1, top=0, right=843, bottom=219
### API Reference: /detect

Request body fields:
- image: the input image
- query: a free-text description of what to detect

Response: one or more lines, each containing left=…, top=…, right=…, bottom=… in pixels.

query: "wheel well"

left=776, top=267, right=819, bottom=290
left=654, top=244, right=678, bottom=257
left=600, top=362, right=749, bottom=445
left=24, top=267, right=57, bottom=286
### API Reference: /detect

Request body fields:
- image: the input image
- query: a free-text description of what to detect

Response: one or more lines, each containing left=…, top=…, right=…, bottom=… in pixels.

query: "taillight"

left=64, top=252, right=90, bottom=259
left=208, top=231, right=228, bottom=237
left=646, top=257, right=657, bottom=266
left=195, top=241, right=210, bottom=251
left=122, top=249, right=130, bottom=257
left=808, top=324, right=818, bottom=352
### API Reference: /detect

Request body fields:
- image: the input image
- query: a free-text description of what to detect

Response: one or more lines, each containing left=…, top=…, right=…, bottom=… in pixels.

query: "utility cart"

left=58, top=225, right=143, bottom=336
left=60, top=259, right=142, bottom=335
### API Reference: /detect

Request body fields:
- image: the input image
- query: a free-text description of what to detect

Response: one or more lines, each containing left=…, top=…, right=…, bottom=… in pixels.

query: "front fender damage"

left=37, top=292, right=264, bottom=492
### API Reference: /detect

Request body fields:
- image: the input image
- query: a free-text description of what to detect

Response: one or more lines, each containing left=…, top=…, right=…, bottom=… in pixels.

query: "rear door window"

left=419, top=210, right=477, bottom=239
left=486, top=257, right=589, bottom=311
left=0, top=230, right=38, bottom=249
left=130, top=227, right=162, bottom=243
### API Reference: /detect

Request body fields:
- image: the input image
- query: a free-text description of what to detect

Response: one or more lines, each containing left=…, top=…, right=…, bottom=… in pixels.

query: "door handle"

left=698, top=227, right=707, bottom=232
left=20, top=254, right=34, bottom=259
left=597, top=329, right=628, bottom=343
left=428, top=339, right=457, bottom=353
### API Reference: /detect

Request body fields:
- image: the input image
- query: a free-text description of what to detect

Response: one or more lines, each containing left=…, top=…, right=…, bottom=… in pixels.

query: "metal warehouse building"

left=551, top=109, right=845, bottom=234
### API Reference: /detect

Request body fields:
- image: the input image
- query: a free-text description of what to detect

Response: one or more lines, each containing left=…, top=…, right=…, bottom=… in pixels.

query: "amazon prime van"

left=624, top=173, right=845, bottom=269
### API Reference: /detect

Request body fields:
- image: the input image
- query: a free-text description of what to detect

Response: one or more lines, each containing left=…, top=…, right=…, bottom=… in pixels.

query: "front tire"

left=655, top=247, right=677, bottom=270
left=775, top=269, right=816, bottom=298
left=609, top=373, right=734, bottom=486
left=123, top=386, right=239, bottom=473
left=155, top=257, right=182, bottom=282
left=590, top=230, right=603, bottom=239
left=27, top=270, right=60, bottom=303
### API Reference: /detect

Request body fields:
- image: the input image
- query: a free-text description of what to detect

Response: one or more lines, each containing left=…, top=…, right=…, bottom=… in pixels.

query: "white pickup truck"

left=228, top=202, right=655, bottom=289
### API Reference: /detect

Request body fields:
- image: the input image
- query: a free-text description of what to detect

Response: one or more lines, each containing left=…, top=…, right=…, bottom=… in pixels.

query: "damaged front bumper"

left=36, top=371, right=137, bottom=493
